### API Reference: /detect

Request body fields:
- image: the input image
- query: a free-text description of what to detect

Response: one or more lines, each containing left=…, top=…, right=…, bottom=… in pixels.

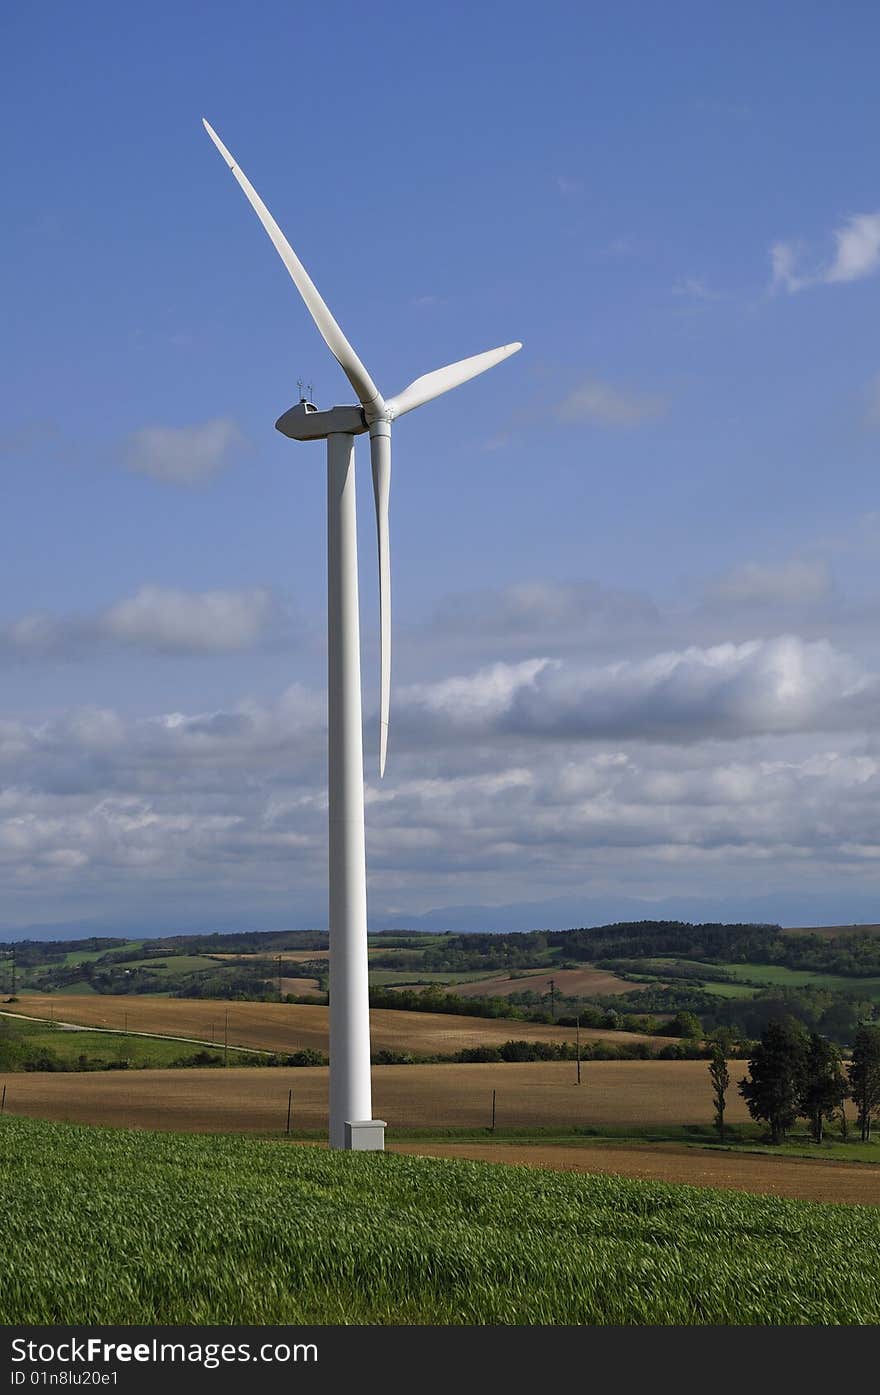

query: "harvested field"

left=5, top=1062, right=880, bottom=1205
left=451, top=966, right=643, bottom=999
left=280, top=976, right=321, bottom=996
left=1, top=1059, right=749, bottom=1133
left=781, top=924, right=880, bottom=939
left=13, top=995, right=663, bottom=1055
left=390, top=1141, right=880, bottom=1206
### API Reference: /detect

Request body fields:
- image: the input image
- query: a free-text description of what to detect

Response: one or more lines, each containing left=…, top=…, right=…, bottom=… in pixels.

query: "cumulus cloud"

left=123, top=417, right=246, bottom=484
left=393, top=638, right=874, bottom=746
left=553, top=378, right=667, bottom=427
left=5, top=659, right=880, bottom=932
left=0, top=585, right=280, bottom=660
left=771, top=212, right=880, bottom=294
left=502, top=637, right=873, bottom=743
left=102, top=586, right=275, bottom=653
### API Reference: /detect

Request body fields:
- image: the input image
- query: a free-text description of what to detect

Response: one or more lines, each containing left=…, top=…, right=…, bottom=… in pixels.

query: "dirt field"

left=0, top=1059, right=748, bottom=1132
left=279, top=977, right=321, bottom=996
left=390, top=1141, right=880, bottom=1206
left=5, top=1060, right=878, bottom=1205
left=11, top=995, right=663, bottom=1055
left=451, top=966, right=645, bottom=999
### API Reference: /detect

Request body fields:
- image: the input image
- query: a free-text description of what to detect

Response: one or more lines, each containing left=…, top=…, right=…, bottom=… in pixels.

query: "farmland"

left=0, top=1059, right=762, bottom=1134
left=451, top=966, right=643, bottom=999
left=6, top=994, right=661, bottom=1056
left=2, top=1115, right=880, bottom=1324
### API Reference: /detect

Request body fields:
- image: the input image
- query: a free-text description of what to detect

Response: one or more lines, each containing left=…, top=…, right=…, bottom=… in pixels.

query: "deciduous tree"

left=738, top=1018, right=808, bottom=1144
left=848, top=1024, right=880, bottom=1143
left=799, top=1033, right=847, bottom=1144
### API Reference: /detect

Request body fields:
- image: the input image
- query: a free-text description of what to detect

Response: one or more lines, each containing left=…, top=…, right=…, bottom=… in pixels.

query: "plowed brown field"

left=452, top=966, right=643, bottom=999
left=11, top=995, right=663, bottom=1055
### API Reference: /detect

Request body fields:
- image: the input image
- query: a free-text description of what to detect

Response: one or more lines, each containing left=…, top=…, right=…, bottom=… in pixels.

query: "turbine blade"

left=202, top=119, right=383, bottom=413
left=387, top=342, right=522, bottom=419
left=369, top=425, right=392, bottom=777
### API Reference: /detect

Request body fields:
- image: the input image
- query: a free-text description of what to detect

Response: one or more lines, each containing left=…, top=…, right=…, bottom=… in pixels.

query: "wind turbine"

left=203, top=119, right=521, bottom=1150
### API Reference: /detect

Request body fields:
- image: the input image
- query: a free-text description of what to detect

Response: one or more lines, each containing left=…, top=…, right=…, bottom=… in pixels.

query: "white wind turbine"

left=203, top=119, right=521, bottom=1150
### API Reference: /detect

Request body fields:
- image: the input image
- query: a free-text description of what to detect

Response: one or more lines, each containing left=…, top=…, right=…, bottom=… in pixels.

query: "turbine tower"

left=204, top=119, right=521, bottom=1150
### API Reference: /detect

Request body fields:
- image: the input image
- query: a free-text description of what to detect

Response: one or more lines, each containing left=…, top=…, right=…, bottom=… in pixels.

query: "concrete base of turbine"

left=344, top=1120, right=386, bottom=1151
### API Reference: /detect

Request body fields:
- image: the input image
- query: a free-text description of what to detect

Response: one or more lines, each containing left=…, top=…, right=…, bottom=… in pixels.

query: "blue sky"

left=3, top=2, right=880, bottom=937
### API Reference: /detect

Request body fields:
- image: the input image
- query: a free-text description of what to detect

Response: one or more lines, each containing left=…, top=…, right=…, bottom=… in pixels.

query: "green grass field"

left=698, top=982, right=764, bottom=999
left=62, top=943, right=144, bottom=966
left=2, top=1116, right=880, bottom=1324
left=0, top=1015, right=264, bottom=1069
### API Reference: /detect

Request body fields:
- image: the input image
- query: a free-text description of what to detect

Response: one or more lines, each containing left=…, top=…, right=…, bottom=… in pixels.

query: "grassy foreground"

left=2, top=1116, right=880, bottom=1325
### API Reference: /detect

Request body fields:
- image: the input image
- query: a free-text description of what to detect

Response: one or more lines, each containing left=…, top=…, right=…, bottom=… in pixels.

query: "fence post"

left=286, top=1089, right=292, bottom=1136
left=491, top=1088, right=496, bottom=1133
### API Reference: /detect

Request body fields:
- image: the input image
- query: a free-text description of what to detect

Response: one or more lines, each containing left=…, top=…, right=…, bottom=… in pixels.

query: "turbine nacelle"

left=275, top=400, right=367, bottom=441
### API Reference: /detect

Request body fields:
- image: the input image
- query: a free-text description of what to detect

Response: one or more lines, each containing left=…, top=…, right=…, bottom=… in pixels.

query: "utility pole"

left=576, top=1015, right=581, bottom=1085
left=549, top=978, right=555, bottom=1021
left=224, top=1008, right=229, bottom=1068
left=277, top=954, right=284, bottom=1002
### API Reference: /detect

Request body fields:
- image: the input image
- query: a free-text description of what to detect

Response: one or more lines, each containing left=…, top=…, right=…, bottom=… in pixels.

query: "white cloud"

left=706, top=559, right=833, bottom=608
left=502, top=636, right=872, bottom=743
left=425, top=579, right=662, bottom=658
left=770, top=240, right=808, bottom=293
left=553, top=378, right=667, bottom=427
left=826, top=212, right=880, bottom=284
left=770, top=212, right=880, bottom=294
left=0, top=585, right=280, bottom=660
left=103, top=586, right=274, bottom=653
left=123, top=417, right=246, bottom=484
left=5, top=665, right=880, bottom=931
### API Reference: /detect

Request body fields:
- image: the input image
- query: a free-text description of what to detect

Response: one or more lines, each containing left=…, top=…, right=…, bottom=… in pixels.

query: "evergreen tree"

left=738, top=1018, right=808, bottom=1144
left=848, top=1024, right=880, bottom=1143
left=708, top=1041, right=730, bottom=1142
left=799, top=1033, right=847, bottom=1143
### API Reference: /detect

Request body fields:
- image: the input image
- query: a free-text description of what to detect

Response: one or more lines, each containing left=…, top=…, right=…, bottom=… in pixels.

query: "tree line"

left=710, top=1021, right=880, bottom=1144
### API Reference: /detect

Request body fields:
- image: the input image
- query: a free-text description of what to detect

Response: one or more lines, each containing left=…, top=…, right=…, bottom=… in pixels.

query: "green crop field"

left=0, top=1016, right=258, bottom=1070
left=2, top=1116, right=880, bottom=1324
left=697, top=982, right=764, bottom=999
left=716, top=963, right=880, bottom=998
